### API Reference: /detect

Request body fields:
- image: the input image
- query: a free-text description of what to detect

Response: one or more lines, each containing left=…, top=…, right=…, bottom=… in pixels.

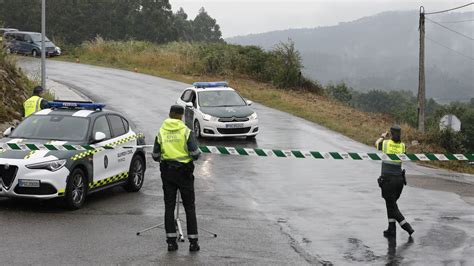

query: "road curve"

left=2, top=58, right=472, bottom=265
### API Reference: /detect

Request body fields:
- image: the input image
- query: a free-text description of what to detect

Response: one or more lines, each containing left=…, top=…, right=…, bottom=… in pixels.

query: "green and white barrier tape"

left=199, top=146, right=473, bottom=161
left=1, top=143, right=472, bottom=161
left=0, top=143, right=113, bottom=151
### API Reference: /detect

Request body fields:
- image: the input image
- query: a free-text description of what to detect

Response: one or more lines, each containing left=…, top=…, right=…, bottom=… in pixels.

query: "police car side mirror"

left=185, top=102, right=193, bottom=108
left=246, top=100, right=253, bottom=106
left=3, top=126, right=14, bottom=137
left=93, top=132, right=107, bottom=143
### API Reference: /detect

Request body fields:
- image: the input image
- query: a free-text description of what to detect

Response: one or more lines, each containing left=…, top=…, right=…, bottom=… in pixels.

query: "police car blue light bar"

left=48, top=101, right=106, bottom=110
left=193, top=81, right=228, bottom=88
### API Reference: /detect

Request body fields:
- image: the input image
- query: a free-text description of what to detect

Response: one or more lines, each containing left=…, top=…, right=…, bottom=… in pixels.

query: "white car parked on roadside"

left=176, top=82, right=259, bottom=139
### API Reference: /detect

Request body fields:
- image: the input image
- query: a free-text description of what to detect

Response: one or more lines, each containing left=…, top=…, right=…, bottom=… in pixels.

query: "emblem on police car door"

left=104, top=155, right=109, bottom=169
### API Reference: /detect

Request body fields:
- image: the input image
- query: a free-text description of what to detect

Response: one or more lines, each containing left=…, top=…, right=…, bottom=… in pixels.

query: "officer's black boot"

left=167, top=238, right=178, bottom=251
left=383, top=222, right=396, bottom=237
left=401, top=222, right=415, bottom=236
left=189, top=239, right=200, bottom=252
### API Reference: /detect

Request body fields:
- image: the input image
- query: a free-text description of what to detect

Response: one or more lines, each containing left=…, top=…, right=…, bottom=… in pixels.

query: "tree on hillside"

left=270, top=39, right=302, bottom=88
left=192, top=7, right=222, bottom=42
left=131, top=0, right=174, bottom=43
left=172, top=7, right=193, bottom=42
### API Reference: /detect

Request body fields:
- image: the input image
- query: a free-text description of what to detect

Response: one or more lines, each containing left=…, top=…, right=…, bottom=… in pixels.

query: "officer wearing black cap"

left=22, top=86, right=48, bottom=117
left=152, top=105, right=201, bottom=252
left=375, top=125, right=414, bottom=237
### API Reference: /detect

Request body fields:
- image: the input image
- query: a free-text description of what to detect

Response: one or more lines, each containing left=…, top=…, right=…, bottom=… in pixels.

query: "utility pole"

left=417, top=6, right=425, bottom=133
left=41, top=0, right=46, bottom=89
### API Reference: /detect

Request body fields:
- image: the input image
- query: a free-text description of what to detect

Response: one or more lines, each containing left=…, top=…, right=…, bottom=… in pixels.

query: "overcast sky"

left=169, top=0, right=473, bottom=38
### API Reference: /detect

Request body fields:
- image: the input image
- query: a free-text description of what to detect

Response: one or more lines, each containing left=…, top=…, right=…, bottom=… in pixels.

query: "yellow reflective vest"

left=23, top=96, right=43, bottom=117
left=157, top=119, right=192, bottom=163
left=380, top=139, right=406, bottom=175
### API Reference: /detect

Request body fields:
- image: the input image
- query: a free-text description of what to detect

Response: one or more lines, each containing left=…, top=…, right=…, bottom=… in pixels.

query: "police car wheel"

left=65, top=168, right=87, bottom=209
left=194, top=120, right=201, bottom=138
left=124, top=155, right=145, bottom=192
left=32, top=49, right=38, bottom=57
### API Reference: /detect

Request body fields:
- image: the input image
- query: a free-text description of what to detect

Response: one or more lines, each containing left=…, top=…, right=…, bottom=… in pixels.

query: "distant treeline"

left=326, top=82, right=474, bottom=152
left=0, top=0, right=222, bottom=44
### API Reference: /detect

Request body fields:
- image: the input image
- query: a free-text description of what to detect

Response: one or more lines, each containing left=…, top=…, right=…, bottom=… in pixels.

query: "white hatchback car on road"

left=176, top=82, right=259, bottom=139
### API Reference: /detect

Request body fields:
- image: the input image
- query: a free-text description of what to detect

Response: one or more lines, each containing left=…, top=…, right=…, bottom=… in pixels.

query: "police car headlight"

left=248, top=112, right=258, bottom=120
left=26, top=159, right=66, bottom=172
left=202, top=113, right=218, bottom=122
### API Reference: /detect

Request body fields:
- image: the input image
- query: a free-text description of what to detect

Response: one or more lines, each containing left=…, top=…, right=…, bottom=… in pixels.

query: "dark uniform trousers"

left=379, top=173, right=406, bottom=223
left=160, top=161, right=198, bottom=239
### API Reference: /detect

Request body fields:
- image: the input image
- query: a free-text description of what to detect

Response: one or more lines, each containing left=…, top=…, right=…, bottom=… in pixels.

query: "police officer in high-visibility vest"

left=23, top=86, right=48, bottom=117
left=375, top=125, right=414, bottom=237
left=152, top=105, right=201, bottom=252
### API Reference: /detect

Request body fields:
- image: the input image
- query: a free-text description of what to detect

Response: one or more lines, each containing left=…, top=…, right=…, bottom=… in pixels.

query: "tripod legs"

left=136, top=223, right=164, bottom=236
left=136, top=190, right=218, bottom=238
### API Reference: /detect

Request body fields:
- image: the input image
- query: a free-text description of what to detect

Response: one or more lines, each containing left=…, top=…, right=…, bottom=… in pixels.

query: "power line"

left=426, top=17, right=474, bottom=41
left=425, top=2, right=474, bottom=15
left=438, top=19, right=474, bottom=23
left=425, top=36, right=474, bottom=61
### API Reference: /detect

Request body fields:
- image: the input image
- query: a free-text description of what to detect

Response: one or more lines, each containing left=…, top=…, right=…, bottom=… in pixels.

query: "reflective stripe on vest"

left=382, top=139, right=406, bottom=165
left=24, top=96, right=42, bottom=117
left=158, top=127, right=192, bottom=163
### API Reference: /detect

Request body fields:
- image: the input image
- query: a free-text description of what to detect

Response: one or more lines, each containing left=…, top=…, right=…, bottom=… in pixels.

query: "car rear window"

left=122, top=117, right=129, bottom=132
left=108, top=115, right=127, bottom=137
left=181, top=90, right=193, bottom=102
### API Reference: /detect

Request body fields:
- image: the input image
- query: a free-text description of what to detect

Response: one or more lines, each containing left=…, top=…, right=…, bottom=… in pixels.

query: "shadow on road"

left=198, top=137, right=258, bottom=148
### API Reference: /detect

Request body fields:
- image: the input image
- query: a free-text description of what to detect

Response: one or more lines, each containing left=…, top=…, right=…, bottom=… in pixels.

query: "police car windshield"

left=198, top=91, right=247, bottom=107
left=11, top=115, right=89, bottom=141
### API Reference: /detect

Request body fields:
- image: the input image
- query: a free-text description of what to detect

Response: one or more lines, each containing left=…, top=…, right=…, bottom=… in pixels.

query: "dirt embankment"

left=0, top=53, right=31, bottom=132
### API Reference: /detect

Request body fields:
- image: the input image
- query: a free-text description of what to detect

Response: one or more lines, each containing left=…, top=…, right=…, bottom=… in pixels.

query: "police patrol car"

left=0, top=101, right=146, bottom=209
left=176, top=82, right=259, bottom=139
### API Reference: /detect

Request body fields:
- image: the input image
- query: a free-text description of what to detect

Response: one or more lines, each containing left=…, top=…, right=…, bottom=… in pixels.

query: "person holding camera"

left=152, top=105, right=201, bottom=252
left=375, top=125, right=414, bottom=238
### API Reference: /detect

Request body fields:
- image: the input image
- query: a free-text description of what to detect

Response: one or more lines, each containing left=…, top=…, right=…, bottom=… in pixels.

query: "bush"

left=460, top=109, right=474, bottom=152
left=433, top=129, right=466, bottom=153
left=326, top=82, right=352, bottom=104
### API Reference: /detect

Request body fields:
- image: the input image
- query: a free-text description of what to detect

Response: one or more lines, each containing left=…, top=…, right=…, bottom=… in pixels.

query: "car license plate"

left=18, top=179, right=40, bottom=188
left=226, top=123, right=244, bottom=128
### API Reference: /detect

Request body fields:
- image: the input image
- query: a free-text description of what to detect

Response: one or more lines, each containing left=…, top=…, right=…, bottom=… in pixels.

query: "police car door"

left=177, top=90, right=194, bottom=128
left=184, top=91, right=197, bottom=128
left=91, top=115, right=117, bottom=185
left=107, top=115, right=135, bottom=176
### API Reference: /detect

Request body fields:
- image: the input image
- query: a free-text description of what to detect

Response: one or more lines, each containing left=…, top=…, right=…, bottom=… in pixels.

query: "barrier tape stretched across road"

left=0, top=143, right=113, bottom=151
left=1, top=143, right=473, bottom=161
left=199, top=146, right=473, bottom=161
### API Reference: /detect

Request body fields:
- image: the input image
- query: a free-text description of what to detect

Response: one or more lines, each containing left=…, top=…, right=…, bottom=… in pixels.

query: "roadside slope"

left=0, top=52, right=30, bottom=130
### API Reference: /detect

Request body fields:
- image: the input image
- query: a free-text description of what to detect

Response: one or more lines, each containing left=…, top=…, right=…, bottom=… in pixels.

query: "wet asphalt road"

left=2, top=58, right=473, bottom=265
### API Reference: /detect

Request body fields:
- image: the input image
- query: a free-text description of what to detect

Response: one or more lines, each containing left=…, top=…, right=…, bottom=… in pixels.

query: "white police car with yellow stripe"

left=0, top=101, right=146, bottom=209
left=177, top=82, right=259, bottom=139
